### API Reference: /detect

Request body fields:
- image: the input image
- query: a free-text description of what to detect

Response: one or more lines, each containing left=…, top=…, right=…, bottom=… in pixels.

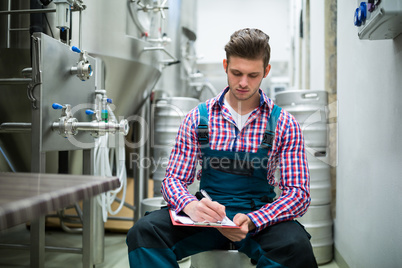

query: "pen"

left=201, top=189, right=229, bottom=224
left=200, top=189, right=213, bottom=201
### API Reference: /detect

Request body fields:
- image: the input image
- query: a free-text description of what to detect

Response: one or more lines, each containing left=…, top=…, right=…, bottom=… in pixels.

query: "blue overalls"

left=126, top=102, right=317, bottom=268
left=197, top=102, right=280, bottom=220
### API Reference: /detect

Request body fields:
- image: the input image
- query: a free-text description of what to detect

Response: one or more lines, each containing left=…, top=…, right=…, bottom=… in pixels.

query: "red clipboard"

left=169, top=209, right=240, bottom=229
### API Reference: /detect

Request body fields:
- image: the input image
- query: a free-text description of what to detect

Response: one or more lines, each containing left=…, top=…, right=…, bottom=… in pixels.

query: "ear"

left=223, top=59, right=228, bottom=73
left=263, top=64, right=271, bottom=78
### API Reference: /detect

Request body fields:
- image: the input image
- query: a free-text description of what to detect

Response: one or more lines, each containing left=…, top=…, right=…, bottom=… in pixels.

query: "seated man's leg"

left=237, top=221, right=317, bottom=268
left=126, top=208, right=229, bottom=268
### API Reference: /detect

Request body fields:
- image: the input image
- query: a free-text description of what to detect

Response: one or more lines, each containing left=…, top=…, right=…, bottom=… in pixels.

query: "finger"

left=233, top=213, right=248, bottom=226
left=211, top=201, right=226, bottom=220
left=199, top=199, right=226, bottom=222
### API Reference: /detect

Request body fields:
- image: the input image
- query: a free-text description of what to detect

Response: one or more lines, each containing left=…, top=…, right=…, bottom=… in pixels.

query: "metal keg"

left=190, top=250, right=254, bottom=268
left=306, top=149, right=331, bottom=206
left=152, top=97, right=200, bottom=196
left=140, top=197, right=167, bottom=217
left=298, top=204, right=333, bottom=265
left=275, top=90, right=328, bottom=148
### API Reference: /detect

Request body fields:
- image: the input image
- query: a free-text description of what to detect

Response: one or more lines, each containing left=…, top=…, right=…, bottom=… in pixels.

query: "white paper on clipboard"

left=169, top=210, right=239, bottom=228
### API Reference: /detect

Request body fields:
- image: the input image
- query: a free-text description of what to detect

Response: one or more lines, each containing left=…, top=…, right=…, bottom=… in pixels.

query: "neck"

left=225, top=90, right=260, bottom=115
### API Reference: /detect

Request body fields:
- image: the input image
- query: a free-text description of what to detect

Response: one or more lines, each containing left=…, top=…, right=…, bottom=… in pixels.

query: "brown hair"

left=224, top=28, right=271, bottom=69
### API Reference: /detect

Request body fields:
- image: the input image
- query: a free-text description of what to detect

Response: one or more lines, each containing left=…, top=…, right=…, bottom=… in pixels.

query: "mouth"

left=236, top=88, right=248, bottom=93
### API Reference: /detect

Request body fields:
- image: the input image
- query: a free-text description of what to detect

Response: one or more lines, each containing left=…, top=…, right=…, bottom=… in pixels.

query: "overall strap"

left=261, top=104, right=282, bottom=149
left=197, top=103, right=209, bottom=145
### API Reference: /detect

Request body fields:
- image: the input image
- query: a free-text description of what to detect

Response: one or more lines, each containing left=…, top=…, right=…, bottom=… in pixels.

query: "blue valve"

left=85, top=109, right=95, bottom=115
left=107, top=98, right=112, bottom=104
left=52, top=103, right=63, bottom=110
left=71, top=46, right=81, bottom=53
left=354, top=2, right=367, bottom=27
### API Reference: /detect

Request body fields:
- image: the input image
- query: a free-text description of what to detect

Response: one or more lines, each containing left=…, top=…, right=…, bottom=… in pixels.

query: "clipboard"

left=169, top=209, right=240, bottom=228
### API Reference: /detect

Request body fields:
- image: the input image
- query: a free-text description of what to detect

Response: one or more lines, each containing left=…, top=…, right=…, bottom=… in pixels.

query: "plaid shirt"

left=161, top=87, right=311, bottom=233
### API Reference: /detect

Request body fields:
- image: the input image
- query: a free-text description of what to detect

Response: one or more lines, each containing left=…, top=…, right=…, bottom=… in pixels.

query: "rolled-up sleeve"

left=247, top=111, right=311, bottom=233
left=161, top=108, right=200, bottom=213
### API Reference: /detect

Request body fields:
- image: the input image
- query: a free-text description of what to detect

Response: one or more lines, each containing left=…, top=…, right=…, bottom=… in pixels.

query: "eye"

left=232, top=72, right=242, bottom=76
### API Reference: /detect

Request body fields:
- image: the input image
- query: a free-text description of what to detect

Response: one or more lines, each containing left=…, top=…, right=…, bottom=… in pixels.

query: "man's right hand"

left=182, top=199, right=226, bottom=223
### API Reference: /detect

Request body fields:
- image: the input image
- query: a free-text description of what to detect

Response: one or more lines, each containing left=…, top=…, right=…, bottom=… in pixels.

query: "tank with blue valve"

left=52, top=101, right=129, bottom=139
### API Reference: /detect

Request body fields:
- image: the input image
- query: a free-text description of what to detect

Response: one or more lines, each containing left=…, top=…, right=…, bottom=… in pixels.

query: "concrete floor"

left=0, top=224, right=339, bottom=268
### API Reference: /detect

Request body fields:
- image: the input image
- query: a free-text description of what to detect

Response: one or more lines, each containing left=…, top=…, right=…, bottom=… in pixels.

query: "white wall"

left=336, top=1, right=402, bottom=267
left=310, top=0, right=325, bottom=90
left=195, top=0, right=290, bottom=64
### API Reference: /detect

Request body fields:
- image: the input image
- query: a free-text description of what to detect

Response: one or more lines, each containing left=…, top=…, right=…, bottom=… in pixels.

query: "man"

left=127, top=28, right=317, bottom=268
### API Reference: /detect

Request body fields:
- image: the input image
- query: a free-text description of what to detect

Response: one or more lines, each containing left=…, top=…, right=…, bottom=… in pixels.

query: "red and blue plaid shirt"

left=162, top=87, right=311, bottom=233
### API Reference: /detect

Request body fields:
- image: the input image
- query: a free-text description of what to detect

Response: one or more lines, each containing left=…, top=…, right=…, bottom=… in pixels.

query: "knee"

left=126, top=217, right=153, bottom=251
left=283, top=223, right=312, bottom=255
left=280, top=223, right=316, bottom=267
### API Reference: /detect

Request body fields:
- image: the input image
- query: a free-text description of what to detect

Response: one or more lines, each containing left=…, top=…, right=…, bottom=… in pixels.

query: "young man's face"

left=223, top=56, right=271, bottom=103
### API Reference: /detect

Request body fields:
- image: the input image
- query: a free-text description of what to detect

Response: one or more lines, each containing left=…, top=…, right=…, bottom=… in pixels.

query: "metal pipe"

left=52, top=120, right=128, bottom=136
left=9, top=28, right=30, bottom=32
left=44, top=245, right=83, bottom=254
left=134, top=98, right=149, bottom=221
left=143, top=46, right=178, bottom=64
left=0, top=9, right=56, bottom=15
left=0, top=146, right=16, bottom=172
left=0, top=123, right=32, bottom=133
left=0, top=7, right=83, bottom=15
left=202, top=81, right=219, bottom=97
left=114, top=197, right=135, bottom=211
left=73, top=121, right=127, bottom=133
left=0, top=243, right=83, bottom=254
left=107, top=216, right=135, bottom=221
left=79, top=9, right=82, bottom=49
left=0, top=78, right=32, bottom=85
left=7, top=0, right=11, bottom=48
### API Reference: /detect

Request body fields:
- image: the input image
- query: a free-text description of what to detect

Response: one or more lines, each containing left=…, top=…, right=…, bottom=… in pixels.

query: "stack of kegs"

left=275, top=90, right=333, bottom=265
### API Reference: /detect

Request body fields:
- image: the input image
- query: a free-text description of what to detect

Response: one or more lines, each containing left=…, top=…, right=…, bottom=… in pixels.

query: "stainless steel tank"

left=0, top=1, right=165, bottom=172
left=155, top=0, right=198, bottom=98
left=79, top=0, right=163, bottom=118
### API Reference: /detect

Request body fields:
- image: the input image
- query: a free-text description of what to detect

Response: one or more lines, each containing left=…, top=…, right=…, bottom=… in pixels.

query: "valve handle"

left=107, top=98, right=112, bottom=104
left=85, top=109, right=95, bottom=115
left=71, top=46, right=81, bottom=53
left=52, top=103, right=63, bottom=110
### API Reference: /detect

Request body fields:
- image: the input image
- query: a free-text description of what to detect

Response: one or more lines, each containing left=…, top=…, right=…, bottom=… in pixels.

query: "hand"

left=183, top=199, right=226, bottom=223
left=217, top=213, right=256, bottom=242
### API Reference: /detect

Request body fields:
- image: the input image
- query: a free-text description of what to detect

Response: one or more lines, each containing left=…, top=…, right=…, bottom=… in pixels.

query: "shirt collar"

left=212, top=87, right=272, bottom=111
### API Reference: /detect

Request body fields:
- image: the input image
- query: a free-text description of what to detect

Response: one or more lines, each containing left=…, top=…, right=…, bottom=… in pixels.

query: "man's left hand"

left=217, top=213, right=256, bottom=242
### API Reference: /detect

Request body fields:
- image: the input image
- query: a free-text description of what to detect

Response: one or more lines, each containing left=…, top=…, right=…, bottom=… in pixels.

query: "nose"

left=239, top=75, right=248, bottom=88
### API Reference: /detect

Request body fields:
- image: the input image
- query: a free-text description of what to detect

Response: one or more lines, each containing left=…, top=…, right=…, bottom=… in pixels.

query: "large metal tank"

left=0, top=1, right=165, bottom=172
left=154, top=0, right=198, bottom=98
left=79, top=0, right=163, bottom=118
